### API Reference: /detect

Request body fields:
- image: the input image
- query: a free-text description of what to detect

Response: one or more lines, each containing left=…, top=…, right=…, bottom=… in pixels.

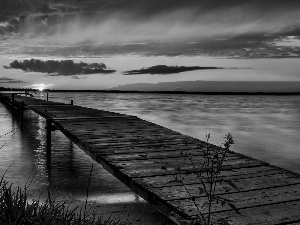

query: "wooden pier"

left=1, top=92, right=300, bottom=225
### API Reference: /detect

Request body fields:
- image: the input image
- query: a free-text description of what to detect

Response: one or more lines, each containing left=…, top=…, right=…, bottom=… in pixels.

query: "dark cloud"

left=0, top=0, right=300, bottom=58
left=123, top=65, right=222, bottom=75
left=4, top=59, right=115, bottom=75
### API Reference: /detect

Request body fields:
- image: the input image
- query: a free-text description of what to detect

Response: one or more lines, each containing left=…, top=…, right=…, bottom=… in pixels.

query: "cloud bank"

left=1, top=0, right=300, bottom=57
left=4, top=59, right=115, bottom=75
left=123, top=65, right=222, bottom=75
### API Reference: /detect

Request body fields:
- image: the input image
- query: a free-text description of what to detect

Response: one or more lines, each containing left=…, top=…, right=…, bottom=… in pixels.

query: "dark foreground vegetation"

left=0, top=174, right=125, bottom=225
left=123, top=65, right=222, bottom=75
left=3, top=59, right=115, bottom=75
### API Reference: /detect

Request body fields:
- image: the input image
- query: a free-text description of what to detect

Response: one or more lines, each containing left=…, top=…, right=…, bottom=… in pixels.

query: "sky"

left=0, top=0, right=300, bottom=90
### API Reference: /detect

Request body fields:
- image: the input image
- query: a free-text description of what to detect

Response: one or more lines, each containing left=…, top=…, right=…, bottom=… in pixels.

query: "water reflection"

left=83, top=193, right=145, bottom=204
left=34, top=116, right=48, bottom=186
left=0, top=103, right=132, bottom=202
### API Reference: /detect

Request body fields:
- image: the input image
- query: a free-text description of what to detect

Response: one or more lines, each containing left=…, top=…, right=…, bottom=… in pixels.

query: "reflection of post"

left=135, top=194, right=140, bottom=203
left=45, top=118, right=54, bottom=162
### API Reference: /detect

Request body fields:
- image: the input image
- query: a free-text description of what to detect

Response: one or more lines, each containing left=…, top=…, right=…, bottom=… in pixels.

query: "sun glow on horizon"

left=31, top=83, right=52, bottom=91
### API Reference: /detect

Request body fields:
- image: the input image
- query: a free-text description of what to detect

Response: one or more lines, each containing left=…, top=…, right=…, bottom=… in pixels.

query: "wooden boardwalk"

left=1, top=93, right=300, bottom=225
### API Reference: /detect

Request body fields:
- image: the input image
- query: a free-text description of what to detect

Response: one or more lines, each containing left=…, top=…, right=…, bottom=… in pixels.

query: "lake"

left=0, top=92, right=299, bottom=204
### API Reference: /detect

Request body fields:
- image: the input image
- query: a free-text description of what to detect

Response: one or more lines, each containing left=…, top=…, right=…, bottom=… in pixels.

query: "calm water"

left=1, top=92, right=300, bottom=203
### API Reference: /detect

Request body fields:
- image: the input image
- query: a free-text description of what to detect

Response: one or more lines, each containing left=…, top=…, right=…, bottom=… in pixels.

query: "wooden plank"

left=57, top=118, right=189, bottom=132
left=168, top=183, right=300, bottom=215
left=70, top=129, right=189, bottom=139
left=82, top=139, right=200, bottom=149
left=99, top=148, right=230, bottom=161
left=119, top=159, right=267, bottom=178
left=119, top=162, right=267, bottom=178
left=134, top=167, right=283, bottom=188
left=204, top=200, right=300, bottom=225
left=146, top=172, right=300, bottom=201
left=90, top=144, right=202, bottom=155
left=107, top=154, right=241, bottom=169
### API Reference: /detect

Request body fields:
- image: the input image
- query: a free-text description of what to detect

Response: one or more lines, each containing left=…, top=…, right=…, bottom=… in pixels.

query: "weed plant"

left=163, top=133, right=240, bottom=225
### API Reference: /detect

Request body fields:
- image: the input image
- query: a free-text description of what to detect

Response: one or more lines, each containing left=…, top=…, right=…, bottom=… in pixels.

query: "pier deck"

left=1, top=93, right=300, bottom=225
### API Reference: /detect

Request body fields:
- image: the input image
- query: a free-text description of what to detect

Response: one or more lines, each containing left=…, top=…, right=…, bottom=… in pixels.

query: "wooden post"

left=71, top=100, right=73, bottom=105
left=20, top=101, right=24, bottom=129
left=11, top=93, right=14, bottom=113
left=46, top=93, right=49, bottom=101
left=45, top=118, right=53, bottom=162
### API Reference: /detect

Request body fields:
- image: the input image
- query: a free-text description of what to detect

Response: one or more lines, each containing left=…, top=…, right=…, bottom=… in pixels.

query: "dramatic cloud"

left=1, top=0, right=300, bottom=58
left=123, top=65, right=222, bottom=75
left=4, top=59, right=115, bottom=75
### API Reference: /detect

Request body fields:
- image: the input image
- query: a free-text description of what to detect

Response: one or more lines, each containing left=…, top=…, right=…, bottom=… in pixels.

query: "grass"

left=0, top=169, right=124, bottom=225
left=0, top=170, right=128, bottom=225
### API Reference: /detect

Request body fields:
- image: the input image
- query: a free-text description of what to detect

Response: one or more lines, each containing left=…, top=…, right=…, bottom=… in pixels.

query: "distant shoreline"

left=1, top=88, right=299, bottom=95
left=47, top=90, right=300, bottom=95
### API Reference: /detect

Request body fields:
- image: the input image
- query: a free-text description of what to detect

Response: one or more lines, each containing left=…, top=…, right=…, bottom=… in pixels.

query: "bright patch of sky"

left=276, top=36, right=300, bottom=47
left=1, top=56, right=299, bottom=90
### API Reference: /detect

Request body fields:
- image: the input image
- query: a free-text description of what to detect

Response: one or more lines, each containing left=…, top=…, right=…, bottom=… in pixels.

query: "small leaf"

left=197, top=187, right=205, bottom=195
left=227, top=202, right=242, bottom=215
left=216, top=218, right=232, bottom=225
left=175, top=166, right=181, bottom=171
left=161, top=166, right=167, bottom=170
left=221, top=200, right=226, bottom=207
left=223, top=187, right=231, bottom=193
left=139, top=154, right=147, bottom=159
left=167, top=179, right=181, bottom=184
left=219, top=196, right=234, bottom=203
left=223, top=179, right=240, bottom=191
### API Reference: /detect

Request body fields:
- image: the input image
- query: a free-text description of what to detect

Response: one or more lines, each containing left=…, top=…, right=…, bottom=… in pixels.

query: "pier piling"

left=20, top=101, right=24, bottom=129
left=11, top=93, right=14, bottom=113
left=45, top=118, right=54, bottom=161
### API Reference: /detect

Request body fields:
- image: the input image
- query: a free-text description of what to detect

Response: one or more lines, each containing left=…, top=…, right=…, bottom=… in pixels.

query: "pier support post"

left=46, top=93, right=49, bottom=101
left=71, top=100, right=73, bottom=105
left=20, top=101, right=24, bottom=129
left=11, top=93, right=15, bottom=113
left=45, top=118, right=56, bottom=162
